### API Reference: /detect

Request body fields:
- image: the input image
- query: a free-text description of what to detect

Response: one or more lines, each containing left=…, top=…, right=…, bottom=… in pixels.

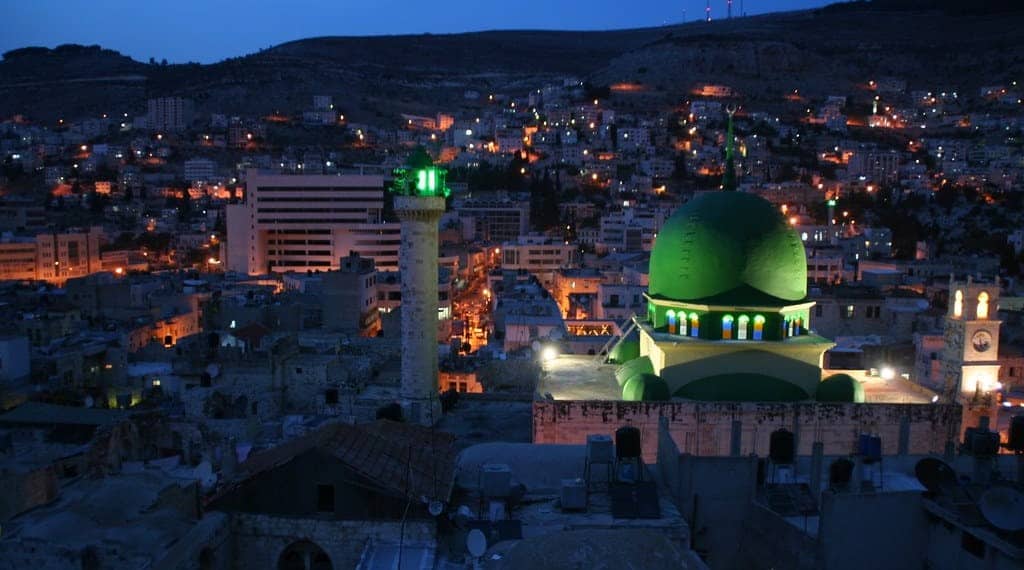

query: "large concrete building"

left=225, top=172, right=400, bottom=275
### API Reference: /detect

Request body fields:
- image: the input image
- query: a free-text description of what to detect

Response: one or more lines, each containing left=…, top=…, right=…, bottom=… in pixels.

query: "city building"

left=35, top=227, right=104, bottom=285
left=453, top=194, right=530, bottom=243
left=322, top=253, right=381, bottom=337
left=145, top=96, right=194, bottom=132
left=225, top=172, right=399, bottom=275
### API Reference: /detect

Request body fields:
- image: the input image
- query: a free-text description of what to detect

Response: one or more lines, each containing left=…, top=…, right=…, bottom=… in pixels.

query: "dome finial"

left=722, top=105, right=737, bottom=191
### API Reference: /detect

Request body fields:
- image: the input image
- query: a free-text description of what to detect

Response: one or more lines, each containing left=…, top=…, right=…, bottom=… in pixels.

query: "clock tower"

left=941, top=276, right=1002, bottom=404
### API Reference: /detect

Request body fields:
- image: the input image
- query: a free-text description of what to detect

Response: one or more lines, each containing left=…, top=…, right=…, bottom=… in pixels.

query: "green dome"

left=650, top=192, right=807, bottom=303
left=608, top=329, right=640, bottom=364
left=674, top=373, right=810, bottom=402
left=816, top=374, right=866, bottom=403
left=622, top=373, right=671, bottom=401
left=615, top=356, right=654, bottom=387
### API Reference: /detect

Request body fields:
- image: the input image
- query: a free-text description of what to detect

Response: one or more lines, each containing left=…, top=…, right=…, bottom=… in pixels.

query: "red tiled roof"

left=228, top=420, right=457, bottom=504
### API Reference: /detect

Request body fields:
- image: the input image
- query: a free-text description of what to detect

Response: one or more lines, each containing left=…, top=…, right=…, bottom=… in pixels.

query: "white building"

left=225, top=172, right=400, bottom=275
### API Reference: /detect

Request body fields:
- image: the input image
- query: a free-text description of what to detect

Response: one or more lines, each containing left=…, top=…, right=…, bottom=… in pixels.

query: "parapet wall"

left=533, top=400, right=961, bottom=462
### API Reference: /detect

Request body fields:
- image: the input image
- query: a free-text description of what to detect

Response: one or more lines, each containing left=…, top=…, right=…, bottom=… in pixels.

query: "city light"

left=541, top=345, right=558, bottom=362
left=880, top=366, right=896, bottom=380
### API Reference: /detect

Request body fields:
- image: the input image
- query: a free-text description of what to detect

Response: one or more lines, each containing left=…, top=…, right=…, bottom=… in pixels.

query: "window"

left=844, top=305, right=855, bottom=319
left=737, top=316, right=749, bottom=340
left=325, top=389, right=339, bottom=405
left=722, top=315, right=734, bottom=340
left=753, top=316, right=765, bottom=340
left=316, top=484, right=335, bottom=512
left=954, top=290, right=963, bottom=318
left=295, top=367, right=303, bottom=374
left=977, top=292, right=989, bottom=320
left=666, top=310, right=677, bottom=334
left=689, top=313, right=700, bottom=337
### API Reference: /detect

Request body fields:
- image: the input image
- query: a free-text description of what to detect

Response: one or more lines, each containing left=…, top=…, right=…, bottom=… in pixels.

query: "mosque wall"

left=533, top=400, right=961, bottom=462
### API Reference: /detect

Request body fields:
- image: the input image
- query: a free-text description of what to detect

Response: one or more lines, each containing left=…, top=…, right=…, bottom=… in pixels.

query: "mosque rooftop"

left=537, top=355, right=936, bottom=404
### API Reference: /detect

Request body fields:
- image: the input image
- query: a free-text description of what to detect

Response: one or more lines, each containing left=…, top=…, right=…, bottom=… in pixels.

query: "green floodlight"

left=827, top=199, right=837, bottom=207
left=391, top=148, right=450, bottom=198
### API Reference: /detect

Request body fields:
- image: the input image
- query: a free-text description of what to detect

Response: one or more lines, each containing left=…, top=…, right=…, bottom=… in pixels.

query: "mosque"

left=609, top=109, right=859, bottom=405
left=533, top=110, right=966, bottom=458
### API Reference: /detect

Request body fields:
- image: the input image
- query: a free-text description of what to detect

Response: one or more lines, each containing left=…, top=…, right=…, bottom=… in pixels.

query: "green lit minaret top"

left=722, top=105, right=737, bottom=191
left=390, top=147, right=451, bottom=198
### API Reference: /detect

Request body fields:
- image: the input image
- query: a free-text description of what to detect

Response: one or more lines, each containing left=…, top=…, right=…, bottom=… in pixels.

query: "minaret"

left=722, top=105, right=737, bottom=191
left=391, top=149, right=449, bottom=425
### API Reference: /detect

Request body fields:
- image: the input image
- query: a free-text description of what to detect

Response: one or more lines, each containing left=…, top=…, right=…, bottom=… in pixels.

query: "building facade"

left=225, top=172, right=400, bottom=275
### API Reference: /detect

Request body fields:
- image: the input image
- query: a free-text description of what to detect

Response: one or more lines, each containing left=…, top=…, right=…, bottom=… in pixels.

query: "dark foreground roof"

left=227, top=420, right=457, bottom=504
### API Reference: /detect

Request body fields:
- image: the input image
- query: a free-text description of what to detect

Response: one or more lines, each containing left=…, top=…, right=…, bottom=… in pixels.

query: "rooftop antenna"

left=706, top=0, right=712, bottom=22
left=728, top=0, right=733, bottom=19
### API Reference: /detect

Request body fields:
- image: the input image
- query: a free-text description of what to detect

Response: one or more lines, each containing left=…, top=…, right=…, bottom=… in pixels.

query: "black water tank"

left=769, top=429, right=795, bottom=464
left=1009, top=415, right=1024, bottom=453
left=829, top=458, right=855, bottom=488
left=616, top=426, right=641, bottom=459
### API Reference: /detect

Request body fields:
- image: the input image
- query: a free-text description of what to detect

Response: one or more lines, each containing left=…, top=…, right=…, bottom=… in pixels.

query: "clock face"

left=972, top=330, right=992, bottom=353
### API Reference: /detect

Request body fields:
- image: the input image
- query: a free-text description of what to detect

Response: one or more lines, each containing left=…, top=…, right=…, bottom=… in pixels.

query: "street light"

left=880, top=366, right=895, bottom=380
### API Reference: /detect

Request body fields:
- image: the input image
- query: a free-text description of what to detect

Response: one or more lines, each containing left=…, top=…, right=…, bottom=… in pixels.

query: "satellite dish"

left=979, top=487, right=1024, bottom=532
left=466, top=529, right=487, bottom=558
left=84, top=396, right=94, bottom=408
left=915, top=457, right=957, bottom=494
left=428, top=501, right=444, bottom=517
left=531, top=340, right=541, bottom=352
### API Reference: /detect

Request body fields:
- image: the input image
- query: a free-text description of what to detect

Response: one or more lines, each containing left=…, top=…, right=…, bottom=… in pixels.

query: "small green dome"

left=674, top=373, right=810, bottom=402
left=608, top=329, right=640, bottom=364
left=615, top=356, right=653, bottom=387
left=816, top=374, right=865, bottom=403
left=649, top=192, right=807, bottom=303
left=622, top=373, right=671, bottom=401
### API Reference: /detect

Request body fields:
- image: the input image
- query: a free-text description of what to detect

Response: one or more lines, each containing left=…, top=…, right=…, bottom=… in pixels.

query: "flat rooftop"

left=538, top=356, right=937, bottom=403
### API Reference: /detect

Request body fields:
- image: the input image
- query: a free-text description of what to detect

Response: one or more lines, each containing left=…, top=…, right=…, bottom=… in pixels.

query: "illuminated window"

left=666, top=310, right=677, bottom=334
left=753, top=315, right=765, bottom=340
left=689, top=313, right=700, bottom=337
left=977, top=292, right=989, bottom=320
left=722, top=315, right=734, bottom=340
left=737, top=315, right=750, bottom=340
left=795, top=317, right=803, bottom=335
left=954, top=290, right=963, bottom=318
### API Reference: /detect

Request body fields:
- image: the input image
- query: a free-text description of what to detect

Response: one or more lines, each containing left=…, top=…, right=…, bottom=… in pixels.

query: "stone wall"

left=230, top=512, right=434, bottom=570
left=534, top=400, right=961, bottom=462
left=0, top=465, right=57, bottom=522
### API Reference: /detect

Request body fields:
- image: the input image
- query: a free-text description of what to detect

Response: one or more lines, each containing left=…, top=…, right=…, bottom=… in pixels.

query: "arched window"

left=689, top=313, right=700, bottom=337
left=795, top=317, right=803, bottom=336
left=953, top=290, right=963, bottom=318
left=753, top=315, right=765, bottom=340
left=977, top=292, right=989, bottom=320
left=279, top=541, right=332, bottom=570
left=737, top=315, right=750, bottom=340
left=666, top=309, right=677, bottom=334
left=722, top=315, right=734, bottom=340
left=789, top=318, right=797, bottom=337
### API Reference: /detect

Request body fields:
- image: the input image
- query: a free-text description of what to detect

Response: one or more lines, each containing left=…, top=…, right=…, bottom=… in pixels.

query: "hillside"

left=1, top=2, right=1022, bottom=123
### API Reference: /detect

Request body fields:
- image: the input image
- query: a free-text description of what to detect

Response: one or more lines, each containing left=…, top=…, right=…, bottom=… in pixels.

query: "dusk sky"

left=3, top=0, right=833, bottom=63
